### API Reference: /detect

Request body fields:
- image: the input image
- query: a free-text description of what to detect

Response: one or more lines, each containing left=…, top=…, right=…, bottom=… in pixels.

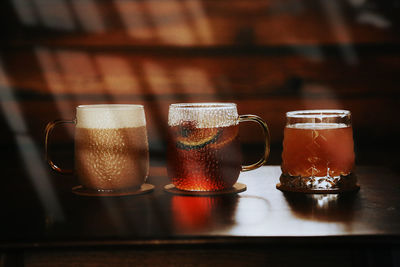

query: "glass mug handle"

left=239, top=115, right=271, bottom=172
left=44, top=119, right=75, bottom=174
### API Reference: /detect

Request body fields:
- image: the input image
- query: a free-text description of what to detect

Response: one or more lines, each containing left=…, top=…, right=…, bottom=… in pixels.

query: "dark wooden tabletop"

left=2, top=164, right=400, bottom=249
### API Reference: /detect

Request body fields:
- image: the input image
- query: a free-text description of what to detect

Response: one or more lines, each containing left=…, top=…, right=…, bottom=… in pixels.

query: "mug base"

left=276, top=173, right=360, bottom=194
left=276, top=182, right=360, bottom=194
left=163, top=183, right=246, bottom=196
left=72, top=183, right=155, bottom=197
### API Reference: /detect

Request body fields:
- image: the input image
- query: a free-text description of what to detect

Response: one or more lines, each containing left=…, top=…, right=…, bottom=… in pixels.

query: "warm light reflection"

left=112, top=0, right=215, bottom=44
left=172, top=196, right=213, bottom=231
left=176, top=66, right=216, bottom=101
left=315, top=194, right=339, bottom=209
left=95, top=55, right=140, bottom=94
left=114, top=0, right=153, bottom=40
left=143, top=61, right=174, bottom=95
left=35, top=47, right=75, bottom=135
left=226, top=168, right=358, bottom=236
left=56, top=50, right=104, bottom=94
left=172, top=196, right=237, bottom=232
left=233, top=196, right=270, bottom=225
left=182, top=0, right=213, bottom=45
left=12, top=0, right=215, bottom=46
left=145, top=0, right=195, bottom=45
left=282, top=192, right=356, bottom=227
left=12, top=0, right=104, bottom=32
left=0, top=58, right=64, bottom=222
left=229, top=194, right=348, bottom=236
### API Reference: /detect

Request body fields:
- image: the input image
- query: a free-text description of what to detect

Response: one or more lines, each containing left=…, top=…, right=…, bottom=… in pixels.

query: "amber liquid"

left=167, top=124, right=242, bottom=191
left=75, top=126, right=149, bottom=191
left=281, top=123, right=355, bottom=178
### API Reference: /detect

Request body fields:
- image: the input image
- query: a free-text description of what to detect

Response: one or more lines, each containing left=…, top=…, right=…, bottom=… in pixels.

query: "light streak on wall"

left=95, top=55, right=140, bottom=95
left=145, top=0, right=195, bottom=45
left=71, top=0, right=105, bottom=32
left=56, top=50, right=104, bottom=94
left=0, top=58, right=65, bottom=222
left=113, top=0, right=153, bottom=40
left=10, top=0, right=38, bottom=26
left=31, top=0, right=76, bottom=30
left=143, top=60, right=174, bottom=95
left=176, top=66, right=216, bottom=101
left=321, top=1, right=358, bottom=65
left=183, top=0, right=214, bottom=45
left=35, top=47, right=75, bottom=134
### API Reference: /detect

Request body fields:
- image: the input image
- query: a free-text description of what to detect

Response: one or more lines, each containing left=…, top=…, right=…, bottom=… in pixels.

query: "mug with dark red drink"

left=167, top=103, right=270, bottom=192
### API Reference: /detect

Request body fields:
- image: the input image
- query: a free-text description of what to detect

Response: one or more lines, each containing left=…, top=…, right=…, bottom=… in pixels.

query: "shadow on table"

left=283, top=192, right=360, bottom=223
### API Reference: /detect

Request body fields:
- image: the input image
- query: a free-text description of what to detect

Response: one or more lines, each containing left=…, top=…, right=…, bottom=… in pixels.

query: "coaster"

left=72, top=183, right=155, bottom=197
left=276, top=183, right=360, bottom=194
left=163, top=183, right=246, bottom=196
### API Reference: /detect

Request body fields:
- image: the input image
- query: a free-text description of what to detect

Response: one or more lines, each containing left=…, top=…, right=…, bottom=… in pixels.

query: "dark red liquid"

left=171, top=196, right=237, bottom=231
left=167, top=124, right=242, bottom=191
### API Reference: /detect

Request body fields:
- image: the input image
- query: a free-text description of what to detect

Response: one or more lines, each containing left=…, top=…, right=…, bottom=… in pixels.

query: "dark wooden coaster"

left=163, top=183, right=247, bottom=196
left=72, top=183, right=155, bottom=197
left=276, top=183, right=360, bottom=194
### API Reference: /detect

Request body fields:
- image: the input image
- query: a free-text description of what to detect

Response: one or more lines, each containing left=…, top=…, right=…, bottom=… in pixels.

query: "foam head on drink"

left=167, top=104, right=242, bottom=191
left=75, top=105, right=149, bottom=191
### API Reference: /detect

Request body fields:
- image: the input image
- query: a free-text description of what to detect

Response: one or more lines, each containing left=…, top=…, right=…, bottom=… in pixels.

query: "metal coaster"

left=276, top=183, right=360, bottom=194
left=163, top=183, right=247, bottom=196
left=72, top=183, right=155, bottom=197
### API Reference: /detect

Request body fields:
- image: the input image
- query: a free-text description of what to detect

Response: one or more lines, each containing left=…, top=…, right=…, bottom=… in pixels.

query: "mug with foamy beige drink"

left=45, top=104, right=152, bottom=196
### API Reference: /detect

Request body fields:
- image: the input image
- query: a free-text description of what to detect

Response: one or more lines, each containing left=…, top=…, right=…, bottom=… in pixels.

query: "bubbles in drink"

left=167, top=121, right=241, bottom=191
left=75, top=126, right=149, bottom=191
left=74, top=105, right=149, bottom=191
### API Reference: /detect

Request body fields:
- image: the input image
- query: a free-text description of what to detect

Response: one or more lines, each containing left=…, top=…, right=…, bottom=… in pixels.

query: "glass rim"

left=286, top=109, right=351, bottom=118
left=169, top=102, right=236, bottom=109
left=77, top=104, right=144, bottom=110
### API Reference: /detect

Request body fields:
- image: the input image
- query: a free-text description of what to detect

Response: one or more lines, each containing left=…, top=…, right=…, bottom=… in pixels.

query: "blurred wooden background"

left=0, top=0, right=399, bottom=168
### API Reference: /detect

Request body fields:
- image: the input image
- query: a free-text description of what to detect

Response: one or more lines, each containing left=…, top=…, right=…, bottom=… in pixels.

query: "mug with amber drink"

left=278, top=110, right=358, bottom=193
left=44, top=104, right=153, bottom=196
left=166, top=103, right=270, bottom=194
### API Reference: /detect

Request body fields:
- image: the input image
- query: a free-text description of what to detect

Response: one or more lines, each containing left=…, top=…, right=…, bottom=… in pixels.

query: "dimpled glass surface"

left=167, top=103, right=242, bottom=191
left=168, top=103, right=238, bottom=128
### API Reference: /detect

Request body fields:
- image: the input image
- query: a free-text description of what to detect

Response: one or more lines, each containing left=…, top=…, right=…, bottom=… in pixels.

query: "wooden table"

left=1, top=165, right=400, bottom=266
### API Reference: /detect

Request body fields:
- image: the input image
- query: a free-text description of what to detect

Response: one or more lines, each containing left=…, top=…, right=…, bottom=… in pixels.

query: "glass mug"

left=167, top=103, right=270, bottom=191
left=45, top=104, right=150, bottom=194
left=280, top=109, right=357, bottom=192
